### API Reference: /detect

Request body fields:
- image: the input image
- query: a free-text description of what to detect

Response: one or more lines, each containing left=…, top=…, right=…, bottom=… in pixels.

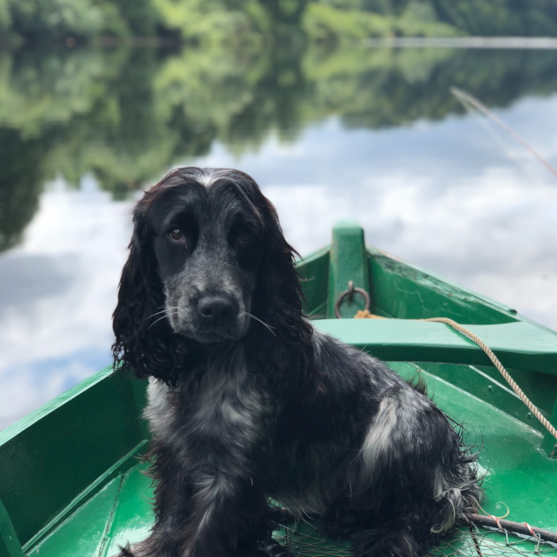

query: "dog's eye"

left=168, top=228, right=187, bottom=245
left=236, top=231, right=254, bottom=247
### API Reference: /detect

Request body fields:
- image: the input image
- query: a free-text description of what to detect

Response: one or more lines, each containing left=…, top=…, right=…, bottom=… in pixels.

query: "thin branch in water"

left=451, top=86, right=557, bottom=180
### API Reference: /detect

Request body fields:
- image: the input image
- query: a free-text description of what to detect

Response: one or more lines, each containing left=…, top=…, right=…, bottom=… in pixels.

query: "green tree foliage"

left=263, top=0, right=310, bottom=23
left=363, top=0, right=410, bottom=14
left=302, top=2, right=460, bottom=42
left=116, top=0, right=162, bottom=37
left=151, top=0, right=258, bottom=44
left=0, top=0, right=11, bottom=34
left=2, top=43, right=557, bottom=234
left=0, top=129, right=44, bottom=252
left=3, top=0, right=164, bottom=41
left=6, top=0, right=104, bottom=39
left=320, top=0, right=410, bottom=15
left=151, top=0, right=310, bottom=44
left=3, top=0, right=557, bottom=42
left=431, top=0, right=557, bottom=37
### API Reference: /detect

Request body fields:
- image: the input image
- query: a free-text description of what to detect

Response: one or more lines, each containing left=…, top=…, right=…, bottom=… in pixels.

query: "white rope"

left=422, top=318, right=557, bottom=442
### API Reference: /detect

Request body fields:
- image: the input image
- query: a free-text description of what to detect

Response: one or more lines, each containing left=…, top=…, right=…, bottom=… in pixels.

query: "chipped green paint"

left=1, top=222, right=557, bottom=556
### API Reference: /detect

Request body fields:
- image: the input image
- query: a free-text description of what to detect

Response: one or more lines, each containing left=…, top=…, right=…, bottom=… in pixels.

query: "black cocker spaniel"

left=112, top=167, right=481, bottom=557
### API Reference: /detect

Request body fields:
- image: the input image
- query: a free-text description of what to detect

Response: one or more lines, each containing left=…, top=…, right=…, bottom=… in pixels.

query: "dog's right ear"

left=112, top=203, right=185, bottom=384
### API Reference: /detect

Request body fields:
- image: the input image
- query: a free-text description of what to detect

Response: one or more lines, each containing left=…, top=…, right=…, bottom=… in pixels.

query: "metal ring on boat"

left=334, top=280, right=371, bottom=319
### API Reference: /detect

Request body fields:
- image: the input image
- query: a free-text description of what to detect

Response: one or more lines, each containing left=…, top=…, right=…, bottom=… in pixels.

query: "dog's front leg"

left=176, top=468, right=274, bottom=557
left=115, top=448, right=292, bottom=557
left=114, top=461, right=270, bottom=557
left=113, top=448, right=196, bottom=557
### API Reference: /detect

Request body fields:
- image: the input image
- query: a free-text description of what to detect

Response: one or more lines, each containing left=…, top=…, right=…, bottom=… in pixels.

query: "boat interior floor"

left=29, top=363, right=557, bottom=557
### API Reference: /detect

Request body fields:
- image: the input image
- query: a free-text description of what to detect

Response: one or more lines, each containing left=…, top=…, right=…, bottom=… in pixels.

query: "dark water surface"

left=1, top=45, right=557, bottom=429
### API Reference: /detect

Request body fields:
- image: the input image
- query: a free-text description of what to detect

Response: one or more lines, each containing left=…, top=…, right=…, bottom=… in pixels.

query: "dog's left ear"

left=245, top=183, right=317, bottom=386
left=255, top=198, right=304, bottom=330
left=112, top=202, right=187, bottom=384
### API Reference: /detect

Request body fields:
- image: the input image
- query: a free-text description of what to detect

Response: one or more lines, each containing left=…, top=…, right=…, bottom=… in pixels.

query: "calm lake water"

left=1, top=45, right=556, bottom=429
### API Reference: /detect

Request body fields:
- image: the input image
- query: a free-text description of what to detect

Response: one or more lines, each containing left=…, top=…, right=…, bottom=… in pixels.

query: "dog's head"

left=147, top=168, right=265, bottom=344
left=113, top=167, right=313, bottom=384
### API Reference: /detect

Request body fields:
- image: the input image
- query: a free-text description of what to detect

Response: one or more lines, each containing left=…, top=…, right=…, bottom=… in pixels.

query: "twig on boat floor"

left=465, top=513, right=557, bottom=545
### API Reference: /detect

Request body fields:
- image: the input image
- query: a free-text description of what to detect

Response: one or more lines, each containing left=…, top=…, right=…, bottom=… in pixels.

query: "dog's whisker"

left=243, top=312, right=276, bottom=336
left=147, top=309, right=180, bottom=330
left=145, top=307, right=179, bottom=322
left=145, top=308, right=167, bottom=320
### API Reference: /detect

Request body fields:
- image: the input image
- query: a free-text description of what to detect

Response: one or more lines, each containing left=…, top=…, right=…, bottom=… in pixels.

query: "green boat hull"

left=1, top=222, right=556, bottom=557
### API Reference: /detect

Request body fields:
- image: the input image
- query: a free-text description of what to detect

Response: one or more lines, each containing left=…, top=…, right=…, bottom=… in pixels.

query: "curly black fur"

left=112, top=168, right=315, bottom=390
left=111, top=167, right=481, bottom=557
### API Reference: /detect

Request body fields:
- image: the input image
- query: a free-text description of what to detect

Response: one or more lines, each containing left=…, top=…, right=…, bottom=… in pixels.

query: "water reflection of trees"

left=1, top=44, right=557, bottom=250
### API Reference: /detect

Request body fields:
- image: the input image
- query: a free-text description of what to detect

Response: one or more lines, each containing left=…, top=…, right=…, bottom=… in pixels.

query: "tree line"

left=2, top=43, right=557, bottom=253
left=2, top=0, right=557, bottom=44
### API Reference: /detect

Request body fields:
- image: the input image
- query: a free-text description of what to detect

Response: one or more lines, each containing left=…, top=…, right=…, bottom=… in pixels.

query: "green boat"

left=1, top=221, right=557, bottom=557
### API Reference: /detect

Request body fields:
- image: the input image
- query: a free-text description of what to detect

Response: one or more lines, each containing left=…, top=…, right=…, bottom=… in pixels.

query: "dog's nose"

left=197, top=296, right=236, bottom=324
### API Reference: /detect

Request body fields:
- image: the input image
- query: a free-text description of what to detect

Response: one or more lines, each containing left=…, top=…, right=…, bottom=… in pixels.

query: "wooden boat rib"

left=1, top=221, right=556, bottom=557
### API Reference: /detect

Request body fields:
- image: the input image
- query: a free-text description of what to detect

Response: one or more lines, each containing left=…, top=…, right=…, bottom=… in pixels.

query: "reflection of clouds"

left=192, top=96, right=557, bottom=332
left=0, top=355, right=100, bottom=429
left=495, top=95, right=557, bottom=167
left=2, top=93, right=557, bottom=428
left=0, top=179, right=135, bottom=428
left=0, top=255, right=74, bottom=309
left=262, top=172, right=557, bottom=332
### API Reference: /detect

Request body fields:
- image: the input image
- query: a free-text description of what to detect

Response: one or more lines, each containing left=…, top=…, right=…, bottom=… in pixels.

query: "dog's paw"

left=252, top=538, right=295, bottom=557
